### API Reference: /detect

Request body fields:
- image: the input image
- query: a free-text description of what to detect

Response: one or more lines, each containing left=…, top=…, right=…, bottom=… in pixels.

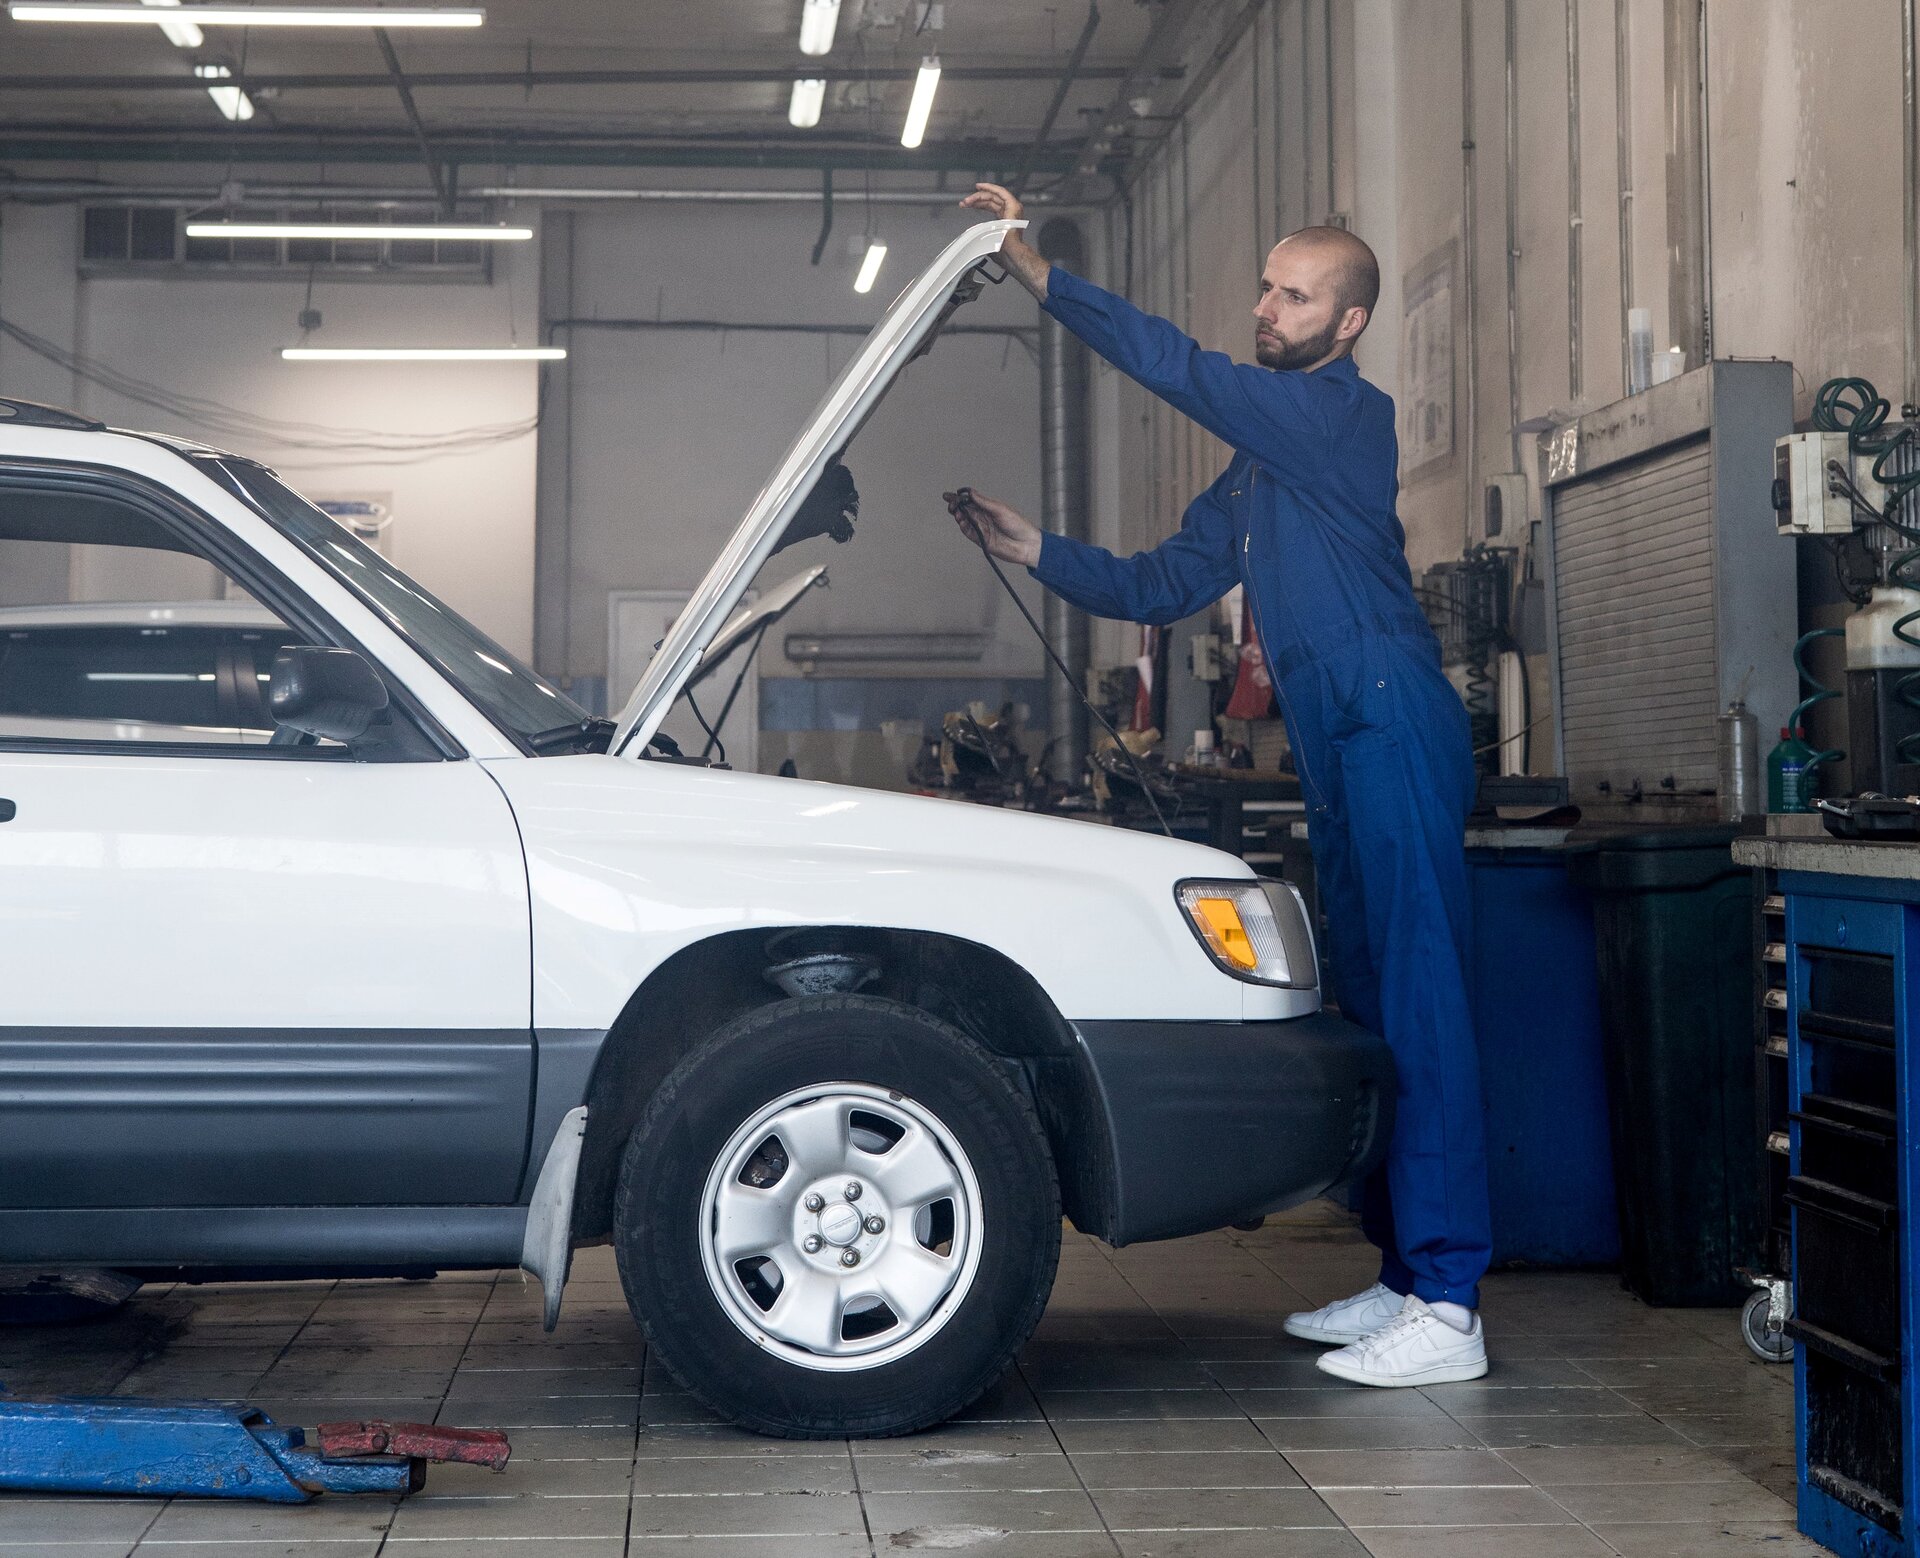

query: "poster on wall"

left=1398, top=243, right=1456, bottom=481
left=314, top=494, right=394, bottom=556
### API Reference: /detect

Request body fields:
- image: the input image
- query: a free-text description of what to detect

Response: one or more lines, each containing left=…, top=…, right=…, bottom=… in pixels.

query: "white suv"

left=0, top=221, right=1391, bottom=1438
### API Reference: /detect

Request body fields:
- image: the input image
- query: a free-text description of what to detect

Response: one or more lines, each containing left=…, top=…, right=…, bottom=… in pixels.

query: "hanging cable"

left=0, top=312, right=539, bottom=459
left=1812, top=374, right=1920, bottom=761
left=947, top=489, right=1173, bottom=837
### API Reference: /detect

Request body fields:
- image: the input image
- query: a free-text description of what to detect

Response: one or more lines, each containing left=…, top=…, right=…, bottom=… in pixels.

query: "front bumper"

left=1060, top=1014, right=1394, bottom=1246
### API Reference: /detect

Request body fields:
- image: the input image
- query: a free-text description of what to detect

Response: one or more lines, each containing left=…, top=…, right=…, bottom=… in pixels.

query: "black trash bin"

left=1566, top=825, right=1765, bottom=1306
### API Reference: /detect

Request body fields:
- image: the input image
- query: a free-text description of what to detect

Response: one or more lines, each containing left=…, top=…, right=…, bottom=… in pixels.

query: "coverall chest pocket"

left=1318, top=639, right=1399, bottom=742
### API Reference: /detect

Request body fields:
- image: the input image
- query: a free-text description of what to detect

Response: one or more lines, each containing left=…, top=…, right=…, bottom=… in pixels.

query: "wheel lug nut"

left=802, top=1234, right=822, bottom=1254
left=840, top=1248, right=861, bottom=1268
left=803, top=1193, right=825, bottom=1212
left=864, top=1215, right=885, bottom=1235
left=844, top=1181, right=863, bottom=1202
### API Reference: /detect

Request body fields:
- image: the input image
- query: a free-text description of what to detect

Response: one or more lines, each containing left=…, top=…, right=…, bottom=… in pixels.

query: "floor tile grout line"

left=1012, top=1354, right=1125, bottom=1557
left=623, top=1337, right=648, bottom=1558
left=372, top=1268, right=501, bottom=1558
left=843, top=1436, right=878, bottom=1558
left=125, top=1274, right=339, bottom=1555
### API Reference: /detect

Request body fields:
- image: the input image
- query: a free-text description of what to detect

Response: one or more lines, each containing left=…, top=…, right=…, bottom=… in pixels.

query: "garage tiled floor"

left=0, top=1202, right=1814, bottom=1557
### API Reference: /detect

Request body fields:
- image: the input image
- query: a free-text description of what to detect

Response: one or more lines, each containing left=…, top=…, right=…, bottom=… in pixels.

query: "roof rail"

left=0, top=398, right=107, bottom=432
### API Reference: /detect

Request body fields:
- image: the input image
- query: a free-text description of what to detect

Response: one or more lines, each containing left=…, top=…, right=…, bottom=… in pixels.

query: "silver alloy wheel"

left=698, top=1082, right=983, bottom=1371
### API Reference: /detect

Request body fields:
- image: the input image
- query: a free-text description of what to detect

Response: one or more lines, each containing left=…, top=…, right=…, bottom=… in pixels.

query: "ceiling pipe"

left=374, top=28, right=451, bottom=215
left=1663, top=0, right=1709, bottom=369
left=1009, top=2, right=1099, bottom=198
left=0, top=177, right=1075, bottom=206
left=1460, top=0, right=1479, bottom=551
left=0, top=64, right=1158, bottom=91
left=1905, top=0, right=1917, bottom=410
left=1062, top=0, right=1209, bottom=196
left=1614, top=0, right=1634, bottom=395
left=0, top=132, right=1102, bottom=175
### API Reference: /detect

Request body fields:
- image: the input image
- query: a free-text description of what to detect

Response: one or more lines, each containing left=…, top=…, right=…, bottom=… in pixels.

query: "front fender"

left=483, top=756, right=1312, bottom=1031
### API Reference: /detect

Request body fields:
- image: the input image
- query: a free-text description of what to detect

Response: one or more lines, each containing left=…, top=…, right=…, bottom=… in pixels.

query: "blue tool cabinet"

left=1743, top=840, right=1920, bottom=1558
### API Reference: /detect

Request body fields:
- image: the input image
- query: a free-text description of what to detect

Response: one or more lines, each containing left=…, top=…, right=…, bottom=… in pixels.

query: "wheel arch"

left=568, top=925, right=1120, bottom=1244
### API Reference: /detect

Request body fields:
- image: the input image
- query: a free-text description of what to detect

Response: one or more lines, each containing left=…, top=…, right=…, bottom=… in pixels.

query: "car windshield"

left=203, top=456, right=591, bottom=749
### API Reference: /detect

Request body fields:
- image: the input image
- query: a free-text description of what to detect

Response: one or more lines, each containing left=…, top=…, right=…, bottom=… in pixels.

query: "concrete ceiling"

left=0, top=0, right=1191, bottom=179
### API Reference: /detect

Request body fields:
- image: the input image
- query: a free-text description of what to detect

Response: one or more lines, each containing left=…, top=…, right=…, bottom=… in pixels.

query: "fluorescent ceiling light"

left=188, top=221, right=532, bottom=241
left=8, top=2, right=485, bottom=25
left=900, top=54, right=940, bottom=149
left=797, top=0, right=838, bottom=56
left=140, top=0, right=202, bottom=47
left=206, top=83, right=252, bottom=118
left=788, top=77, right=825, bottom=129
left=852, top=240, right=887, bottom=295
left=281, top=346, right=566, bottom=361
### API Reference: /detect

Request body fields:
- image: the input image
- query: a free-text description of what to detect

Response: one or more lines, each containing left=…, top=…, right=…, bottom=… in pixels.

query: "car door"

left=0, top=463, right=535, bottom=1212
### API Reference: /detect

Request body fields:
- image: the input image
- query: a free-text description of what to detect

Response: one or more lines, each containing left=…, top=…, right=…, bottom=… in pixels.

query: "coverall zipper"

left=1244, top=467, right=1326, bottom=813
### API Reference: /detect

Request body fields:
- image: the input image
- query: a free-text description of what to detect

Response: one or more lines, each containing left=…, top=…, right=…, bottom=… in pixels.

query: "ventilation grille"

left=1553, top=436, right=1717, bottom=794
left=80, top=204, right=490, bottom=278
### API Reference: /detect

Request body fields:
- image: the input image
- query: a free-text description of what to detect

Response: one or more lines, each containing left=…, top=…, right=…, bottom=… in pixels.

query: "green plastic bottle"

left=1767, top=726, right=1816, bottom=813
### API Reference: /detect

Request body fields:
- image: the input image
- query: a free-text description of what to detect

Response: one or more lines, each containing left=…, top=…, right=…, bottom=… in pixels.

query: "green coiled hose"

left=1811, top=376, right=1920, bottom=764
left=1790, top=627, right=1846, bottom=777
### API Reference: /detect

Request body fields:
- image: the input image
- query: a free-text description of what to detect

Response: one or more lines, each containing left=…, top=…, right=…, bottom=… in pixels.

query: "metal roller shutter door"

left=1553, top=436, right=1717, bottom=793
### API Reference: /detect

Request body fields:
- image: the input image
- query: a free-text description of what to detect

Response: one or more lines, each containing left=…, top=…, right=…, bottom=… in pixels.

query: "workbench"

left=1732, top=827, right=1920, bottom=1558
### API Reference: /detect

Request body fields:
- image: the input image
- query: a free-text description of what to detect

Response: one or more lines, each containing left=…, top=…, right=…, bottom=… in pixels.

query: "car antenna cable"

left=946, top=487, right=1174, bottom=838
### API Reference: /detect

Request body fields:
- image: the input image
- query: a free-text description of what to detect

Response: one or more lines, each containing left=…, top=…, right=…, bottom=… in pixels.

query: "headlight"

left=1175, top=878, right=1313, bottom=988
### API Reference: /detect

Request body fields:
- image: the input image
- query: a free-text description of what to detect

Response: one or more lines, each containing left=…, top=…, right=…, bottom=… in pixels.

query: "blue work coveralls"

left=1031, top=266, right=1492, bottom=1309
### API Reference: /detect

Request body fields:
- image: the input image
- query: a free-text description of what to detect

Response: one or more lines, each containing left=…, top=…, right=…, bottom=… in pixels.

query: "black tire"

left=613, top=993, right=1060, bottom=1438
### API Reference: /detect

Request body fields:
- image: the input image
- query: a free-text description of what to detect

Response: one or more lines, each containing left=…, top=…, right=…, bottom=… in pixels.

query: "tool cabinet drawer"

left=1794, top=1093, right=1897, bottom=1203
left=1790, top=1175, right=1900, bottom=1361
left=1805, top=1351, right=1904, bottom=1536
left=1791, top=896, right=1903, bottom=957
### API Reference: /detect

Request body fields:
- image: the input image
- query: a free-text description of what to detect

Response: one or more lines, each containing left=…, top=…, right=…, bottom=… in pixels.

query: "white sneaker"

left=1283, top=1281, right=1408, bottom=1345
left=1315, top=1295, right=1489, bottom=1387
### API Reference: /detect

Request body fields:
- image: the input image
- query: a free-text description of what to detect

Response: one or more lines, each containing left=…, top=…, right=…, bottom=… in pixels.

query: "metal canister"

left=1717, top=699, right=1761, bottom=820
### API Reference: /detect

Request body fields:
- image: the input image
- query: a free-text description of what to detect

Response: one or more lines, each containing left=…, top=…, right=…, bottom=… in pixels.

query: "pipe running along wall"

left=1036, top=216, right=1094, bottom=783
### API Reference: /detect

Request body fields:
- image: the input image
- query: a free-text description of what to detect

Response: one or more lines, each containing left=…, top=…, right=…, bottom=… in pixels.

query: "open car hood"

left=610, top=219, right=1022, bottom=757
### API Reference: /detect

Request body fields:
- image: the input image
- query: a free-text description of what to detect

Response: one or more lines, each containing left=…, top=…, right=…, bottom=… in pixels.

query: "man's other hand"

left=945, top=488, right=1043, bottom=569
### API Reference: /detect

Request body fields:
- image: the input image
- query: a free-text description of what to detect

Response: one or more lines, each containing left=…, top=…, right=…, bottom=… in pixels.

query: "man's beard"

left=1255, top=313, right=1343, bottom=370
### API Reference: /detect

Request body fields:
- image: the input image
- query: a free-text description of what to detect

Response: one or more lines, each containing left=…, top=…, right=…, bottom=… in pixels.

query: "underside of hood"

left=609, top=218, right=1023, bottom=758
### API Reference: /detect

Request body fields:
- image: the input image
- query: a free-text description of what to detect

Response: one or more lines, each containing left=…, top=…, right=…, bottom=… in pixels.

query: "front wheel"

left=613, top=994, right=1061, bottom=1437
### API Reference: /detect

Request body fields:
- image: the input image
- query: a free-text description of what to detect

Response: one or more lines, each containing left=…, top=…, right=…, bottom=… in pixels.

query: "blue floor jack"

left=0, top=1395, right=511, bottom=1501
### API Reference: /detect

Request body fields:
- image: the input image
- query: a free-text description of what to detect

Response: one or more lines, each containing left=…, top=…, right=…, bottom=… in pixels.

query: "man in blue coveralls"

left=951, top=183, right=1490, bottom=1386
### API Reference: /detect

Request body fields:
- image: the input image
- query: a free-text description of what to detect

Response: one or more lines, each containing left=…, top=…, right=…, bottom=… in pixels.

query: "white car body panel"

left=610, top=220, right=1024, bottom=756
left=0, top=745, right=531, bottom=1028
left=484, top=754, right=1305, bottom=1028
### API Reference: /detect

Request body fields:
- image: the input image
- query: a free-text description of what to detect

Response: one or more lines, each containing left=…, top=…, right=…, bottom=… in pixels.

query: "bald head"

left=1280, top=226, right=1380, bottom=318
left=1253, top=225, right=1380, bottom=371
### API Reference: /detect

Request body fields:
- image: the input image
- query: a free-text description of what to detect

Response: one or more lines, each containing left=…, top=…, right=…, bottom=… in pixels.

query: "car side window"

left=0, top=626, right=231, bottom=737
left=0, top=475, right=357, bottom=753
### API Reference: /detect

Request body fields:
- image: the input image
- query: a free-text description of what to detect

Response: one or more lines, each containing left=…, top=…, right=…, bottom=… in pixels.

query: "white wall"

left=0, top=199, right=540, bottom=657
left=1101, top=0, right=1917, bottom=577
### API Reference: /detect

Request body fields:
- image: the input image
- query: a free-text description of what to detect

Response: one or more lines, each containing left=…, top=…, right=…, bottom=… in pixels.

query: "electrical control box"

left=1479, top=473, right=1527, bottom=546
left=1773, top=430, right=1886, bottom=535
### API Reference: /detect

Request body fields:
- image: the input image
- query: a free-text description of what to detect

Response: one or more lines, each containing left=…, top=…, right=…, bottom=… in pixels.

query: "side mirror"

left=268, top=646, right=389, bottom=743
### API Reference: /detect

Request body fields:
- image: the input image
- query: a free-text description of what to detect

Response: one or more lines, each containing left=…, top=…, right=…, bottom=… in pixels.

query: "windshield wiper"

left=527, top=716, right=615, bottom=754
